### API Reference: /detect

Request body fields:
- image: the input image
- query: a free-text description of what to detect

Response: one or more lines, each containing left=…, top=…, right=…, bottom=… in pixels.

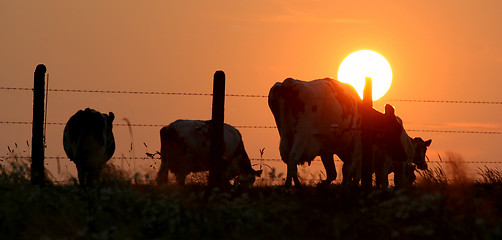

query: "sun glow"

left=338, top=50, right=392, bottom=101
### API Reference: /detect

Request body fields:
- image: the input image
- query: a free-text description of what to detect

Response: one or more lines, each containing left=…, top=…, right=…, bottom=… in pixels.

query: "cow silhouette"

left=268, top=78, right=420, bottom=187
left=63, top=108, right=115, bottom=186
left=157, top=119, right=262, bottom=187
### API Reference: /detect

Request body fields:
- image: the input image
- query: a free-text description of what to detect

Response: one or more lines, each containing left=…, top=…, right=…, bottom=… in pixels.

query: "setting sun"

left=338, top=50, right=393, bottom=101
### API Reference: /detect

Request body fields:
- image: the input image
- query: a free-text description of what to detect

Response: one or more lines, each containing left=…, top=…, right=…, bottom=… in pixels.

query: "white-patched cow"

left=268, top=78, right=409, bottom=187
left=157, top=120, right=262, bottom=186
left=63, top=108, right=115, bottom=186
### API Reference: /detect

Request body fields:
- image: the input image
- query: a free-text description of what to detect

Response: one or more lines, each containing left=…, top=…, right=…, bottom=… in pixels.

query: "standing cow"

left=373, top=116, right=432, bottom=188
left=157, top=120, right=262, bottom=186
left=268, top=78, right=408, bottom=187
left=63, top=108, right=115, bottom=186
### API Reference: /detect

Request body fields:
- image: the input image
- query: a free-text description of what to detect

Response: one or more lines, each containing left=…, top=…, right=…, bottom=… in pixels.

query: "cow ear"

left=384, top=104, right=395, bottom=116
left=425, top=139, right=432, bottom=146
left=108, top=112, right=115, bottom=122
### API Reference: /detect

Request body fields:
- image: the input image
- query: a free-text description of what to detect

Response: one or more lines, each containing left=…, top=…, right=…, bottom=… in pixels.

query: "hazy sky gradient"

left=1, top=1, right=501, bottom=180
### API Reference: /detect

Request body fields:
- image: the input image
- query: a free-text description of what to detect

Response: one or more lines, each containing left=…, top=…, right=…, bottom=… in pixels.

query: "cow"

left=63, top=108, right=115, bottom=186
left=268, top=78, right=407, bottom=188
left=156, top=120, right=262, bottom=187
left=373, top=117, right=432, bottom=188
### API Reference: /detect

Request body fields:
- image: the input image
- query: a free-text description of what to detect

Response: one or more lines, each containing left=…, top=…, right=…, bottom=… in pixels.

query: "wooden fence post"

left=31, top=64, right=46, bottom=185
left=361, top=77, right=373, bottom=190
left=209, top=70, right=225, bottom=188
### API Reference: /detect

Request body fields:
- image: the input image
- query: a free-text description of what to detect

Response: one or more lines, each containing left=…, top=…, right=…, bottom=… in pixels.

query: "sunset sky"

left=1, top=1, right=501, bottom=181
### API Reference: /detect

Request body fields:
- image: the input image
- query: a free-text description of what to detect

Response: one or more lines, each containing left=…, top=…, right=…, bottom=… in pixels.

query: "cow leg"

left=88, top=167, right=100, bottom=186
left=156, top=162, right=169, bottom=185
left=393, top=163, right=406, bottom=188
left=381, top=168, right=389, bottom=188
left=285, top=167, right=293, bottom=188
left=383, top=178, right=389, bottom=188
left=175, top=173, right=187, bottom=186
left=285, top=163, right=299, bottom=188
left=373, top=157, right=389, bottom=188
left=374, top=169, right=382, bottom=188
left=407, top=164, right=417, bottom=185
left=320, top=154, right=336, bottom=185
left=82, top=170, right=94, bottom=186
left=342, top=159, right=358, bottom=185
left=340, top=149, right=362, bottom=185
left=293, top=174, right=301, bottom=187
left=375, top=169, right=389, bottom=188
left=381, top=160, right=391, bottom=188
left=76, top=163, right=89, bottom=186
left=341, top=160, right=352, bottom=184
left=77, top=171, right=86, bottom=186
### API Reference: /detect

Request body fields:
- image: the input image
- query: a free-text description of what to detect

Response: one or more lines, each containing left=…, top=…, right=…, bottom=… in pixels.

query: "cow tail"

left=158, top=127, right=168, bottom=182
left=105, top=112, right=116, bottom=161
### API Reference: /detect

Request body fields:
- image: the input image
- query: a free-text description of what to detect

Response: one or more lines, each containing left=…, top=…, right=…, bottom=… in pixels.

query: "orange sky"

left=1, top=1, right=501, bottom=182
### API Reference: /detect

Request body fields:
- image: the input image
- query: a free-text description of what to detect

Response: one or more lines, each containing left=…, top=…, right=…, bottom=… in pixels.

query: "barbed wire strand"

left=383, top=99, right=502, bottom=105
left=1, top=121, right=501, bottom=134
left=2, top=86, right=502, bottom=104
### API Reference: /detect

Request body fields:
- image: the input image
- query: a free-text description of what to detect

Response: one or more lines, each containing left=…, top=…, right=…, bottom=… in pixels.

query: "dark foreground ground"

left=1, top=170, right=502, bottom=240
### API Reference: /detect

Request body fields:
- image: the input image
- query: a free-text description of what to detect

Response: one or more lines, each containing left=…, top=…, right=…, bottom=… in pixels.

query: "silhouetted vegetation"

left=1, top=158, right=502, bottom=239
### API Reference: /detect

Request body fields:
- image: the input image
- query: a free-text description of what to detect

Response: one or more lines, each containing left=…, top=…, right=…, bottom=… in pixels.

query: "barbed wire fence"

left=1, top=121, right=501, bottom=135
left=2, top=86, right=502, bottom=144
left=3, top=86, right=502, bottom=104
left=2, top=78, right=502, bottom=185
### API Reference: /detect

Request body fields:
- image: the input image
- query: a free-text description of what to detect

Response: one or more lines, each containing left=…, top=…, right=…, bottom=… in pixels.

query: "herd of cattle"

left=63, top=78, right=431, bottom=187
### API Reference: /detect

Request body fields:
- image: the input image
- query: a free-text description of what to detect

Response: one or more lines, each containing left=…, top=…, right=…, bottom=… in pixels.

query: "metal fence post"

left=361, top=77, right=373, bottom=190
left=31, top=64, right=46, bottom=185
left=209, top=70, right=225, bottom=188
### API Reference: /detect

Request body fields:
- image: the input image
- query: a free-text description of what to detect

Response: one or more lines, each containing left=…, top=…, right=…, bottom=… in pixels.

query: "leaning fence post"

left=209, top=70, right=225, bottom=188
left=361, top=77, right=373, bottom=190
left=31, top=64, right=46, bottom=185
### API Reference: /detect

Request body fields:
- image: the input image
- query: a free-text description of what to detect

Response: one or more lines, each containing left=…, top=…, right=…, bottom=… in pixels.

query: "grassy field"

left=1, top=160, right=502, bottom=239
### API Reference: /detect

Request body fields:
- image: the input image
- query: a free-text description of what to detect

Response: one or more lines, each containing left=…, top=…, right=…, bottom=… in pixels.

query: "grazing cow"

left=63, top=108, right=115, bottom=186
left=268, top=78, right=407, bottom=187
left=157, top=120, right=262, bottom=186
left=373, top=117, right=432, bottom=188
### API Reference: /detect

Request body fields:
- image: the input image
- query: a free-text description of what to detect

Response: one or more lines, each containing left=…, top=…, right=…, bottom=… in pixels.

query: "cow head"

left=412, top=137, right=432, bottom=170
left=223, top=140, right=263, bottom=187
left=235, top=169, right=263, bottom=187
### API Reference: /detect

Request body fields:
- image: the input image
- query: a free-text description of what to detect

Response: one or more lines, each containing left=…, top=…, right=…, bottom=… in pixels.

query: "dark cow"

left=268, top=78, right=408, bottom=187
left=63, top=108, right=115, bottom=186
left=157, top=120, right=262, bottom=186
left=373, top=117, right=432, bottom=188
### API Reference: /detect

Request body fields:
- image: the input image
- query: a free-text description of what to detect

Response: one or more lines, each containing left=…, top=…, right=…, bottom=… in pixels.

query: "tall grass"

left=1, top=171, right=501, bottom=239
left=2, top=149, right=502, bottom=239
left=416, top=152, right=473, bottom=187
left=477, top=167, right=502, bottom=185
